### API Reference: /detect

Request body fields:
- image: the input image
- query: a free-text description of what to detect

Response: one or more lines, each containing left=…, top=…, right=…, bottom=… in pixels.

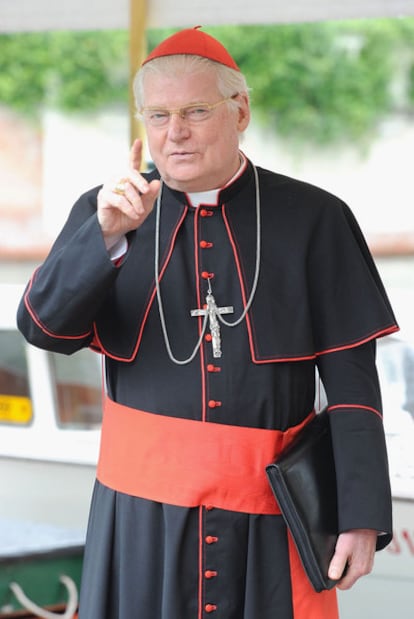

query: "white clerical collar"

left=187, top=152, right=247, bottom=207
left=187, top=189, right=219, bottom=208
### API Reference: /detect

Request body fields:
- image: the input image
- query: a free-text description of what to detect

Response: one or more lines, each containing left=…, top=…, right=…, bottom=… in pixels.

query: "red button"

left=205, top=535, right=218, bottom=544
left=201, top=271, right=214, bottom=279
left=205, top=570, right=218, bottom=579
left=205, top=504, right=214, bottom=511
left=207, top=364, right=221, bottom=373
left=200, top=240, right=213, bottom=249
left=205, top=604, right=217, bottom=613
left=208, top=400, right=222, bottom=409
left=200, top=209, right=214, bottom=217
left=205, top=334, right=213, bottom=342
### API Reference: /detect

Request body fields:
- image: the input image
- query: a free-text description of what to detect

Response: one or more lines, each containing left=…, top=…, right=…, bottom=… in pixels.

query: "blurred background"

left=0, top=1, right=413, bottom=617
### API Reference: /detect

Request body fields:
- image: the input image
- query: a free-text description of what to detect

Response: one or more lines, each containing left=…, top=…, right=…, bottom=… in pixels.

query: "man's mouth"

left=170, top=151, right=195, bottom=157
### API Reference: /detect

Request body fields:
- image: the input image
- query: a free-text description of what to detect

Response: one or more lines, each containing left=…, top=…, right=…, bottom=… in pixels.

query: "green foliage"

left=1, top=19, right=414, bottom=145
left=149, top=19, right=414, bottom=145
left=409, top=64, right=414, bottom=106
left=0, top=30, right=128, bottom=116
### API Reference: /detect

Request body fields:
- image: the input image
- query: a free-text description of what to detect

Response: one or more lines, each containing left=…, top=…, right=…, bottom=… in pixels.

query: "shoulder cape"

left=91, top=163, right=398, bottom=362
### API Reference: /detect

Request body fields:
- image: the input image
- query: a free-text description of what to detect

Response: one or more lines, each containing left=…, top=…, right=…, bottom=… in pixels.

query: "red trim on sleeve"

left=327, top=403, right=383, bottom=420
left=23, top=273, right=92, bottom=341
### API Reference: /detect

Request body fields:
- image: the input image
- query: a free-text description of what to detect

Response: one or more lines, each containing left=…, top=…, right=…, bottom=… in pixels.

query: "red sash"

left=97, top=397, right=313, bottom=515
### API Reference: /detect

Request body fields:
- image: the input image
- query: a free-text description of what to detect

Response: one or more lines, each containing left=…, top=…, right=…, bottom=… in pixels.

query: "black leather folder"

left=265, top=409, right=340, bottom=592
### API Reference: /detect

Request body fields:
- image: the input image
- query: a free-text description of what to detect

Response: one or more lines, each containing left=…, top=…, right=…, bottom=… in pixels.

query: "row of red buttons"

left=200, top=212, right=214, bottom=280
left=201, top=208, right=219, bottom=614
left=205, top=534, right=218, bottom=613
left=201, top=238, right=222, bottom=408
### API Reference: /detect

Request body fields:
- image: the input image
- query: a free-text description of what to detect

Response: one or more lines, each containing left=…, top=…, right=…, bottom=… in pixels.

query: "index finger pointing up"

left=130, top=138, right=143, bottom=172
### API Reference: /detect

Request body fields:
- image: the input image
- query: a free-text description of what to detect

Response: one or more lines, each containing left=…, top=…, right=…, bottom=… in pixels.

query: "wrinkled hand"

left=328, top=528, right=377, bottom=590
left=97, top=139, right=160, bottom=248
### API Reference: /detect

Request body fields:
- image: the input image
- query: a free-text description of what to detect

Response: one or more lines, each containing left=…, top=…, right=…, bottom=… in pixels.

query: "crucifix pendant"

left=191, top=283, right=233, bottom=358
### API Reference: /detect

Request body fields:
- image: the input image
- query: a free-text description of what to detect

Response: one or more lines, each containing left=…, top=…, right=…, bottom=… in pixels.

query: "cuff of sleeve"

left=109, top=236, right=128, bottom=262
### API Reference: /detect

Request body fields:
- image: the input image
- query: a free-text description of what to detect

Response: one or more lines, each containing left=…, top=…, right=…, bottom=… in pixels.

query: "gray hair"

left=133, top=54, right=249, bottom=115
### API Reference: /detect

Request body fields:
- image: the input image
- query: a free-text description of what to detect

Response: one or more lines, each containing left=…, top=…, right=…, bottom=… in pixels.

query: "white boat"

left=0, top=284, right=100, bottom=532
left=0, top=283, right=413, bottom=617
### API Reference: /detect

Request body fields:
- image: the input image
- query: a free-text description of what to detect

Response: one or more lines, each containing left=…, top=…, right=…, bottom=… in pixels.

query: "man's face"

left=142, top=69, right=250, bottom=192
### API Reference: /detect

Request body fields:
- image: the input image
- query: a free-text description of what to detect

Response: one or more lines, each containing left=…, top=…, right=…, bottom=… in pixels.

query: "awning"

left=1, top=0, right=413, bottom=33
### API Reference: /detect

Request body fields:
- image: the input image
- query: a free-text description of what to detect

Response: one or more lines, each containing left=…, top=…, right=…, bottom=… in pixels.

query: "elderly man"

left=18, top=27, right=398, bottom=619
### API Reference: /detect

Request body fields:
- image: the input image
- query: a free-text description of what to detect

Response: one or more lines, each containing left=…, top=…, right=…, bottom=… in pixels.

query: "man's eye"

left=186, top=107, right=210, bottom=120
left=150, top=111, right=169, bottom=120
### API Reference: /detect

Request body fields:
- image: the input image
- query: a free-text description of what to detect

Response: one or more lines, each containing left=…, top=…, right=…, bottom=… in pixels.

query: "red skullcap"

left=142, top=26, right=240, bottom=71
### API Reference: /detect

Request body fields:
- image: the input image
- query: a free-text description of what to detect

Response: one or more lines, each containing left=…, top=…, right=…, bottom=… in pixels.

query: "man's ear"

left=236, top=93, right=251, bottom=132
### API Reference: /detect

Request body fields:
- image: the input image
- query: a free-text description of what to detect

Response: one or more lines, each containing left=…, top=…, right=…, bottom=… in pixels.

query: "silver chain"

left=154, top=164, right=261, bottom=365
left=217, top=164, right=261, bottom=327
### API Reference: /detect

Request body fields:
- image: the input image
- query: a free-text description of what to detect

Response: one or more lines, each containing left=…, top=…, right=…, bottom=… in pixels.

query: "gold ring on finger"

left=114, top=178, right=128, bottom=195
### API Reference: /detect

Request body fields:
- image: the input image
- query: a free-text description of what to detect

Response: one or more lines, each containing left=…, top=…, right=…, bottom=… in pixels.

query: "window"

left=50, top=349, right=102, bottom=429
left=377, top=336, right=414, bottom=495
left=0, top=330, right=32, bottom=425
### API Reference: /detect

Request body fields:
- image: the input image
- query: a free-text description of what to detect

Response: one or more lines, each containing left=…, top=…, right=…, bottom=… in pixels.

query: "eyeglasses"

left=140, top=95, right=238, bottom=128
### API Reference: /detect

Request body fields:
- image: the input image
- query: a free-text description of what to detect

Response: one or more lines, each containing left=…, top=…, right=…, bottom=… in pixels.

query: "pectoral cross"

left=191, top=281, right=233, bottom=358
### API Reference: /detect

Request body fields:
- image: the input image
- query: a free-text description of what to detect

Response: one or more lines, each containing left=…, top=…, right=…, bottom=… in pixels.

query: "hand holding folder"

left=266, top=409, right=341, bottom=592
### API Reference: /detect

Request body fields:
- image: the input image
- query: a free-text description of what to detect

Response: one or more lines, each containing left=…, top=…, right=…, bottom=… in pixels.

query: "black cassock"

left=17, top=160, right=398, bottom=619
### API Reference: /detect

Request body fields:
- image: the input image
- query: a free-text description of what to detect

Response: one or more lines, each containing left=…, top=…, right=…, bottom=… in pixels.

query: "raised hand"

left=97, top=139, right=160, bottom=248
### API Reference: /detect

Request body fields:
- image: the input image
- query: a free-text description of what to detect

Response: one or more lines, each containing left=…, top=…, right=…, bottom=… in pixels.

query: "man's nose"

left=167, top=112, right=191, bottom=139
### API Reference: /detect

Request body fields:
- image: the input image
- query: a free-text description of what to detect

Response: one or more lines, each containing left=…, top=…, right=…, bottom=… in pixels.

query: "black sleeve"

left=316, top=341, right=392, bottom=549
left=17, top=187, right=121, bottom=354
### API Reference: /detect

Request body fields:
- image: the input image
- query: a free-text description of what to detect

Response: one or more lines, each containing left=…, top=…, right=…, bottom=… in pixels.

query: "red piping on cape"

left=90, top=195, right=398, bottom=363
left=91, top=206, right=189, bottom=361
left=249, top=323, right=399, bottom=364
left=221, top=206, right=399, bottom=364
left=314, top=325, right=399, bottom=357
left=91, top=281, right=398, bottom=364
left=221, top=202, right=258, bottom=361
